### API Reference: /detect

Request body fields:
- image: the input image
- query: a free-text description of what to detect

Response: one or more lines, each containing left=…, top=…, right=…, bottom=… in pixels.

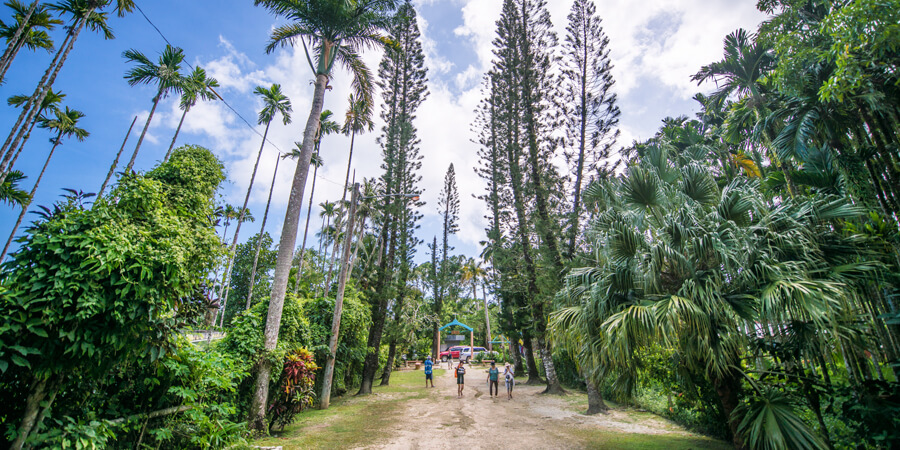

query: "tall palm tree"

left=245, top=152, right=280, bottom=310
left=341, top=93, right=374, bottom=192
left=122, top=44, right=186, bottom=172
left=461, top=258, right=489, bottom=350
left=294, top=110, right=338, bottom=294
left=1, top=106, right=87, bottom=261
left=690, top=28, right=798, bottom=196
left=217, top=83, right=291, bottom=327
left=0, top=0, right=37, bottom=79
left=323, top=95, right=372, bottom=291
left=0, top=0, right=62, bottom=83
left=317, top=199, right=337, bottom=282
left=248, top=0, right=398, bottom=430
left=165, top=66, right=219, bottom=161
left=2, top=88, right=63, bottom=175
left=96, top=115, right=136, bottom=198
left=0, top=0, right=126, bottom=189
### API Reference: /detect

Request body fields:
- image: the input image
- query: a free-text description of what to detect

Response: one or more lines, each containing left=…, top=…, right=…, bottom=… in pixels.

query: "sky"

left=0, top=0, right=767, bottom=264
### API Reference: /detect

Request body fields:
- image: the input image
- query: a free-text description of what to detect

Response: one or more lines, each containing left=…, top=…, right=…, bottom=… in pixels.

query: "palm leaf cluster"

left=555, top=132, right=887, bottom=448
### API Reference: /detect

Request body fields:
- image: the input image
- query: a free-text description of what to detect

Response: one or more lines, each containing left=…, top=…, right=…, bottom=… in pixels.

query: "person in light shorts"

left=503, top=362, right=515, bottom=399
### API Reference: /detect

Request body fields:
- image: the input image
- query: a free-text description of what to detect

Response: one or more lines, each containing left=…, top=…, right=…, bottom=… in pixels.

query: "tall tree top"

left=439, top=163, right=460, bottom=237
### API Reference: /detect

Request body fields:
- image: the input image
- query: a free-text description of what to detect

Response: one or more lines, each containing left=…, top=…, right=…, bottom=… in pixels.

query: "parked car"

left=459, top=346, right=489, bottom=363
left=439, top=346, right=466, bottom=362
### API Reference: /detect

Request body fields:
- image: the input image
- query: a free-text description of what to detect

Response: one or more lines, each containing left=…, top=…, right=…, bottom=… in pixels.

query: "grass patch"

left=253, top=369, right=443, bottom=449
left=570, top=428, right=732, bottom=450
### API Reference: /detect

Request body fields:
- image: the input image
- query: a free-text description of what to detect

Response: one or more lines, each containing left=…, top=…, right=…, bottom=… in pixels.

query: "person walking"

left=456, top=361, right=466, bottom=398
left=487, top=362, right=500, bottom=398
left=504, top=362, right=515, bottom=400
left=424, top=355, right=434, bottom=388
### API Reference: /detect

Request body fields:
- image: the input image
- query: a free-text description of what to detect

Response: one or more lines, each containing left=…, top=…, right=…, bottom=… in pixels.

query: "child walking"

left=456, top=361, right=466, bottom=397
left=503, top=362, right=515, bottom=400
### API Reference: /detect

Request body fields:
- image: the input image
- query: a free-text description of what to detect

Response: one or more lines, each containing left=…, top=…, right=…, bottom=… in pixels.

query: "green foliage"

left=269, top=348, right=319, bottom=432
left=0, top=145, right=222, bottom=374
left=734, top=387, right=827, bottom=450
left=0, top=145, right=231, bottom=447
left=222, top=232, right=278, bottom=326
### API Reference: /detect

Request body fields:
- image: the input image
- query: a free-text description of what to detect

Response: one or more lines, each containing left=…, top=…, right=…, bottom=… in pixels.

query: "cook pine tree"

left=358, top=0, right=428, bottom=395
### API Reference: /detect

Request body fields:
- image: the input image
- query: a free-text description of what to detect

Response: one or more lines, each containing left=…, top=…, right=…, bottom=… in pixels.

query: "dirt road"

left=367, top=364, right=726, bottom=450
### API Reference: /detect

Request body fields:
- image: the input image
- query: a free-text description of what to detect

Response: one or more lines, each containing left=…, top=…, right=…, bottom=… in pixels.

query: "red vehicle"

left=439, top=346, right=466, bottom=362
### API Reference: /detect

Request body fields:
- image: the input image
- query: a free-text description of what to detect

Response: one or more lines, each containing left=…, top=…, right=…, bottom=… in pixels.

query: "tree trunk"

left=164, top=106, right=189, bottom=162
left=218, top=122, right=272, bottom=326
left=97, top=116, right=137, bottom=198
left=246, top=154, right=280, bottom=310
left=358, top=213, right=397, bottom=395
left=292, top=161, right=319, bottom=295
left=0, top=22, right=77, bottom=184
left=380, top=339, right=398, bottom=386
left=0, top=0, right=38, bottom=83
left=124, top=89, right=162, bottom=174
left=585, top=378, right=609, bottom=415
left=248, top=71, right=328, bottom=432
left=536, top=336, right=565, bottom=395
left=482, top=282, right=492, bottom=352
left=319, top=185, right=358, bottom=409
left=522, top=334, right=542, bottom=385
left=11, top=376, right=50, bottom=450
left=510, top=337, right=524, bottom=373
left=1, top=133, right=61, bottom=262
left=325, top=130, right=357, bottom=290
left=0, top=113, right=40, bottom=195
left=712, top=372, right=746, bottom=450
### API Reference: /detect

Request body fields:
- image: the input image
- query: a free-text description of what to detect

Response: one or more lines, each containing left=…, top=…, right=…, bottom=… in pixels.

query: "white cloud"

left=125, top=1, right=766, bottom=259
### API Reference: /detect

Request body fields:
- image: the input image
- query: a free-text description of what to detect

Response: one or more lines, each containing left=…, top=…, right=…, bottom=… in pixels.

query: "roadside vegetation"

left=0, top=0, right=898, bottom=448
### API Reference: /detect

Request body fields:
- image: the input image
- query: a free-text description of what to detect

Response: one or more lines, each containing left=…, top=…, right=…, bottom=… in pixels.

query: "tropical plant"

left=245, top=153, right=280, bottom=310
left=0, top=169, right=26, bottom=207
left=1, top=88, right=64, bottom=177
left=0, top=0, right=129, bottom=186
left=122, top=44, right=186, bottom=172
left=554, top=136, right=875, bottom=447
left=1, top=106, right=88, bottom=262
left=0, top=0, right=62, bottom=83
left=217, top=83, right=291, bottom=327
left=165, top=66, right=219, bottom=161
left=0, top=145, right=224, bottom=449
left=249, top=0, right=398, bottom=428
left=358, top=0, right=427, bottom=393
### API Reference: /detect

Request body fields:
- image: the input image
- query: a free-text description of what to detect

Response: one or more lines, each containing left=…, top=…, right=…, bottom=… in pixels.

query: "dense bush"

left=0, top=146, right=233, bottom=448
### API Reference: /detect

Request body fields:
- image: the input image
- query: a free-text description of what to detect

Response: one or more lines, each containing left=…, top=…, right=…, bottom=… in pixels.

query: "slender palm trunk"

left=246, top=154, right=280, bottom=310
left=0, top=0, right=38, bottom=83
left=293, top=163, right=320, bottom=295
left=164, top=106, right=189, bottom=162
left=325, top=131, right=357, bottom=289
left=317, top=214, right=331, bottom=296
left=97, top=116, right=137, bottom=198
left=319, top=185, right=358, bottom=409
left=0, top=20, right=78, bottom=184
left=2, top=113, right=41, bottom=180
left=218, top=122, right=272, bottom=327
left=249, top=71, right=329, bottom=432
left=1, top=131, right=62, bottom=262
left=125, top=89, right=163, bottom=173
left=481, top=280, right=492, bottom=352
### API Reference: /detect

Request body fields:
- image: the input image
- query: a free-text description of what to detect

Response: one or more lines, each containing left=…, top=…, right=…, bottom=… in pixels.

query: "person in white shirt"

left=503, top=362, right=515, bottom=400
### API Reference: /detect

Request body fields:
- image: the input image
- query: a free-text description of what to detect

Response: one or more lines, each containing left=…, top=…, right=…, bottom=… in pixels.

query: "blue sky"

left=0, top=0, right=766, bottom=264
